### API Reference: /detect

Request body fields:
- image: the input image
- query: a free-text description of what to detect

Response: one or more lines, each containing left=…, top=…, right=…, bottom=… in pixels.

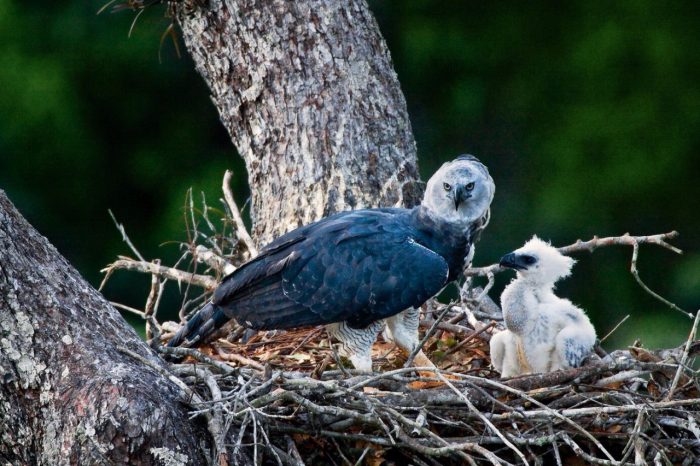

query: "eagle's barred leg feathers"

left=383, top=308, right=420, bottom=350
left=384, top=307, right=434, bottom=371
left=326, top=320, right=384, bottom=372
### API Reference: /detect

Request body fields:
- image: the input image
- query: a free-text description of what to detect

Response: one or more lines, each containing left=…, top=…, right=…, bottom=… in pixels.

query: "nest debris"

left=104, top=176, right=700, bottom=465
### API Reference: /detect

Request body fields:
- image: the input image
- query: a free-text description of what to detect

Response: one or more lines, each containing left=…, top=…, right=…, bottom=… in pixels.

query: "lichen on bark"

left=0, top=191, right=210, bottom=465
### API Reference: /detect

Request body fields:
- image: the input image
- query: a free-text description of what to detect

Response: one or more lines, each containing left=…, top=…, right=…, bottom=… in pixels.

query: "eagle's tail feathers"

left=167, top=302, right=229, bottom=347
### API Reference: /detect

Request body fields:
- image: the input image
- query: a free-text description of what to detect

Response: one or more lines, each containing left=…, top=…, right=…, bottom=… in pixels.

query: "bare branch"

left=108, top=209, right=146, bottom=262
left=223, top=170, right=258, bottom=257
left=465, top=232, right=681, bottom=278
left=102, top=258, right=217, bottom=289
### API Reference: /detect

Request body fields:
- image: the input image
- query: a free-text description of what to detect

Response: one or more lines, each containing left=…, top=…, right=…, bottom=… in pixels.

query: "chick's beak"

left=499, top=252, right=527, bottom=270
left=453, top=184, right=472, bottom=210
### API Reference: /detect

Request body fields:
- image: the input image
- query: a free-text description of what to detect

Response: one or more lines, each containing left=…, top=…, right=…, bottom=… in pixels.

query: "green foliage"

left=1, top=1, right=697, bottom=349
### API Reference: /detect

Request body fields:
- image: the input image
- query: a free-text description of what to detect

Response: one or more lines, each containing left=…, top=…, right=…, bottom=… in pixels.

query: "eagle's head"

left=499, top=236, right=575, bottom=285
left=422, top=154, right=495, bottom=226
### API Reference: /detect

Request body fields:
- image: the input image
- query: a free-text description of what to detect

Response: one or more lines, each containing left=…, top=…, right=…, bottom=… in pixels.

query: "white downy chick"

left=490, top=236, right=596, bottom=377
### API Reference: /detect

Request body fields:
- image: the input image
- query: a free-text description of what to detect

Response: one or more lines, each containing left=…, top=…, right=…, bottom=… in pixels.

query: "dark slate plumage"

left=168, top=206, right=476, bottom=347
left=168, top=155, right=495, bottom=366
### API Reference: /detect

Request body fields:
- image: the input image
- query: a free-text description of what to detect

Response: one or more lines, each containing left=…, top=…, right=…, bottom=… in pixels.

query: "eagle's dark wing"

left=218, top=209, right=449, bottom=329
left=168, top=209, right=449, bottom=347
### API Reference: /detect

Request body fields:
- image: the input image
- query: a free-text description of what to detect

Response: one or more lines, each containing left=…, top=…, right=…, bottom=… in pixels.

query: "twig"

left=159, top=346, right=237, bottom=375
left=102, top=258, right=217, bottom=289
left=600, top=314, right=631, bottom=343
left=464, top=232, right=680, bottom=278
left=560, top=433, right=630, bottom=466
left=216, top=348, right=265, bottom=371
left=116, top=345, right=200, bottom=403
left=144, top=261, right=164, bottom=340
left=434, top=371, right=529, bottom=465
left=485, top=398, right=700, bottom=421
left=629, top=241, right=692, bottom=318
left=110, top=301, right=146, bottom=318
left=548, top=424, right=563, bottom=466
left=108, top=209, right=146, bottom=262
left=195, top=244, right=237, bottom=275
left=665, top=309, right=700, bottom=400
left=223, top=170, right=258, bottom=257
left=461, top=373, right=618, bottom=461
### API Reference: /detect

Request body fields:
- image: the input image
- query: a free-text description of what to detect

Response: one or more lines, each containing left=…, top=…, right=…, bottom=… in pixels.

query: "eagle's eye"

left=466, top=182, right=475, bottom=191
left=443, top=182, right=452, bottom=191
left=522, top=255, right=537, bottom=265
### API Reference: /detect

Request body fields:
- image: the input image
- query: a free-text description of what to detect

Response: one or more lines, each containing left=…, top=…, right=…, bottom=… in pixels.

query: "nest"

left=153, top=303, right=700, bottom=466
left=104, top=184, right=700, bottom=465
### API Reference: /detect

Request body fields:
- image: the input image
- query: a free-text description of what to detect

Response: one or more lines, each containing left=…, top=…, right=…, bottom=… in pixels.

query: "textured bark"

left=176, top=0, right=422, bottom=245
left=0, top=1, right=420, bottom=463
left=0, top=191, right=210, bottom=465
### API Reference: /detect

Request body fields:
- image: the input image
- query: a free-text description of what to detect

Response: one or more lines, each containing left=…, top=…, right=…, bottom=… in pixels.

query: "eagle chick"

left=490, top=236, right=596, bottom=377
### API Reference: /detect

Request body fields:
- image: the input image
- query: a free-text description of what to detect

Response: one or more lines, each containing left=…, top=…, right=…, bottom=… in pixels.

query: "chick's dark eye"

left=443, top=182, right=452, bottom=191
left=523, top=255, right=536, bottom=265
left=466, top=182, right=475, bottom=191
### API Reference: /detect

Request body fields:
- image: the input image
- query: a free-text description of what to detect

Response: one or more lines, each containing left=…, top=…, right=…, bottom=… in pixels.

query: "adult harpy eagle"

left=169, top=155, right=495, bottom=371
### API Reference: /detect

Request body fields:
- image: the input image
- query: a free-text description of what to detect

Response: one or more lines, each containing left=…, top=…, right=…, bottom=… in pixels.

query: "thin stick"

left=102, top=258, right=217, bottom=289
left=600, top=314, right=631, bottom=343
left=484, top=397, right=700, bottom=421
left=464, top=232, right=681, bottom=278
left=560, top=433, right=628, bottom=466
left=108, top=209, right=146, bottom=262
left=548, top=424, right=563, bottom=466
left=223, top=170, right=258, bottom=257
left=665, top=309, right=700, bottom=400
left=110, top=301, right=146, bottom=318
left=629, top=242, right=692, bottom=318
left=434, top=371, right=529, bottom=466
left=144, top=260, right=163, bottom=340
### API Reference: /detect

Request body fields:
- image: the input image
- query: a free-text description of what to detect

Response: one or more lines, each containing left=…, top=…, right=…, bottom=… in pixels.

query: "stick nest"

left=155, top=303, right=700, bottom=466
left=103, top=180, right=700, bottom=465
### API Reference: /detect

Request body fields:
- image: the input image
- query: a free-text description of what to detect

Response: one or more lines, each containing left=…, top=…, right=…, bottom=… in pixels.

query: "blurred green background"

left=1, top=1, right=698, bottom=350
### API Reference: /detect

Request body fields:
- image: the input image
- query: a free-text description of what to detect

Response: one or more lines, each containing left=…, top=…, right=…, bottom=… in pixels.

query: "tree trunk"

left=175, top=0, right=422, bottom=245
left=0, top=191, right=211, bottom=465
left=0, top=1, right=418, bottom=463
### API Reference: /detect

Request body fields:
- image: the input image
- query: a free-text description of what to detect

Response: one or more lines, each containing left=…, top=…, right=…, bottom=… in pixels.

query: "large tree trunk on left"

left=0, top=191, right=211, bottom=465
left=0, top=1, right=422, bottom=463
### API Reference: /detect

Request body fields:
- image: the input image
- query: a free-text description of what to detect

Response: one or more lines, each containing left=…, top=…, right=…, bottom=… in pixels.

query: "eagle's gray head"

left=422, top=154, right=495, bottom=226
left=499, top=236, right=576, bottom=285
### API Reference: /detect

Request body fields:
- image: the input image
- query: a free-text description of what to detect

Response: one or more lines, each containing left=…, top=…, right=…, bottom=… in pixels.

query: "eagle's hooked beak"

left=499, top=253, right=531, bottom=270
left=453, top=184, right=472, bottom=210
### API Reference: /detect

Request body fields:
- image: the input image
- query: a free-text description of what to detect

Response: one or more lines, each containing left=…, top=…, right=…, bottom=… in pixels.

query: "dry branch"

left=223, top=170, right=258, bottom=257
left=465, top=232, right=692, bottom=319
left=102, top=257, right=217, bottom=289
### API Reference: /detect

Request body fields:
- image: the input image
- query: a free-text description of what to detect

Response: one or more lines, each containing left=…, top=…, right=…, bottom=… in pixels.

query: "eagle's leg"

left=326, top=321, right=383, bottom=372
left=384, top=308, right=436, bottom=376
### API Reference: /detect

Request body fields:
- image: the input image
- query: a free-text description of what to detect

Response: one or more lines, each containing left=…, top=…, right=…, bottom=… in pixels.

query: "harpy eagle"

left=490, top=236, right=596, bottom=377
left=169, top=155, right=495, bottom=371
